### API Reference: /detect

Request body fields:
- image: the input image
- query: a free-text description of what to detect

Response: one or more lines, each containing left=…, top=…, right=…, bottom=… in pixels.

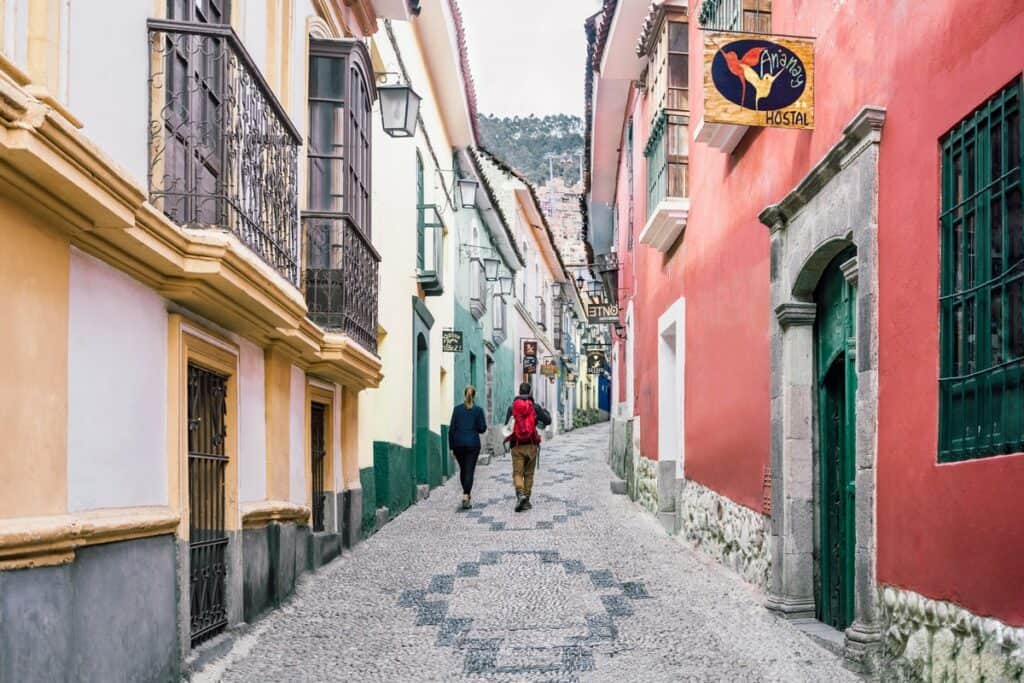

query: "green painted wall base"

left=374, top=441, right=415, bottom=517
left=359, top=466, right=377, bottom=537
left=415, top=429, right=443, bottom=488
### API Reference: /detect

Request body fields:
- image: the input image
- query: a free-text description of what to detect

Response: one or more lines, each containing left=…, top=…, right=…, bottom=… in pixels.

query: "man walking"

left=504, top=382, right=551, bottom=512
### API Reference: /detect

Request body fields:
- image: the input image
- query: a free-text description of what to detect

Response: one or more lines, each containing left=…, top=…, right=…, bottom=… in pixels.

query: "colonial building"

left=475, top=148, right=579, bottom=436
left=0, top=0, right=484, bottom=678
left=586, top=0, right=1024, bottom=677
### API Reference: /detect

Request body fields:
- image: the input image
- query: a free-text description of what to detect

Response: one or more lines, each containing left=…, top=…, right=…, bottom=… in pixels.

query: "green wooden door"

left=814, top=247, right=857, bottom=630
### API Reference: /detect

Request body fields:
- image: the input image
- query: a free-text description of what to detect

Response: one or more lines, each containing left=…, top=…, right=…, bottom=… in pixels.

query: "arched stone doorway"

left=759, top=107, right=885, bottom=673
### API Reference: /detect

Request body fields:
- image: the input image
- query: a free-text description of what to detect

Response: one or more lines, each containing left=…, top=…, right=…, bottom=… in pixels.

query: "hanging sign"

left=540, top=359, right=560, bottom=378
left=704, top=32, right=814, bottom=130
left=587, top=303, right=619, bottom=324
left=587, top=350, right=606, bottom=375
left=522, top=339, right=538, bottom=375
left=565, top=371, right=577, bottom=385
left=442, top=330, right=463, bottom=352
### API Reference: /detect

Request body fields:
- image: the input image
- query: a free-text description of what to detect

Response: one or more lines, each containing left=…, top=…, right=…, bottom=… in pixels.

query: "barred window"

left=939, top=79, right=1023, bottom=462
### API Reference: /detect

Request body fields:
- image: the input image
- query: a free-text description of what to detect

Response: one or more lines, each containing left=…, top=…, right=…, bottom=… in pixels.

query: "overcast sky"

left=459, top=0, right=602, bottom=119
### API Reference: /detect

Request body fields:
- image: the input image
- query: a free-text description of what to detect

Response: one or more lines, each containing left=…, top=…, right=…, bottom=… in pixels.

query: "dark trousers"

left=452, top=446, right=480, bottom=495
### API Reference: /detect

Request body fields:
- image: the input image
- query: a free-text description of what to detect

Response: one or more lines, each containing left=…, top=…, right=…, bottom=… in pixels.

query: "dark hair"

left=519, top=382, right=532, bottom=395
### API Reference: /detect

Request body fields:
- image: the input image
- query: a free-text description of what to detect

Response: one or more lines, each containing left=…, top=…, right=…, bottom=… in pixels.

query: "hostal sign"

left=704, top=32, right=814, bottom=130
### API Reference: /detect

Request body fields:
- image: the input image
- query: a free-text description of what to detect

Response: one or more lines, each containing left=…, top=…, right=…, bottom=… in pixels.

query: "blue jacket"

left=448, top=404, right=487, bottom=449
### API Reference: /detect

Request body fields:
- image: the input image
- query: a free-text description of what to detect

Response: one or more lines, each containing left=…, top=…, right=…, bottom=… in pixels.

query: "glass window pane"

left=668, top=22, right=688, bottom=53
left=669, top=54, right=688, bottom=89
left=310, top=56, right=344, bottom=99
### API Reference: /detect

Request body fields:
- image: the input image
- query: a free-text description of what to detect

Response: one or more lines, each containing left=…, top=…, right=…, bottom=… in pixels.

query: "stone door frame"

left=759, top=106, right=886, bottom=672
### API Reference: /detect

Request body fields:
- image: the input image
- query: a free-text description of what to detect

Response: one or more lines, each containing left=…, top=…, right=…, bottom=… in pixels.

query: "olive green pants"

left=511, top=444, right=538, bottom=497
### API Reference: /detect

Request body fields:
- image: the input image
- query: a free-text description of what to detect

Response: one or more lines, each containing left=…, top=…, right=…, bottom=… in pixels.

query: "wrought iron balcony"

left=417, top=204, right=444, bottom=296
left=148, top=19, right=301, bottom=285
left=303, top=213, right=381, bottom=354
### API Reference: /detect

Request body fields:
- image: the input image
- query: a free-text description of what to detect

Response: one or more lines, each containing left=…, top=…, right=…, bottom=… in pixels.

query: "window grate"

left=311, top=402, right=327, bottom=532
left=187, top=363, right=229, bottom=646
left=939, top=79, right=1024, bottom=462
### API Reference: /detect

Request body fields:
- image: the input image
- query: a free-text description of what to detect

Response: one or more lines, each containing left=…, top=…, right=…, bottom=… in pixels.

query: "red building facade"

left=586, top=0, right=1024, bottom=675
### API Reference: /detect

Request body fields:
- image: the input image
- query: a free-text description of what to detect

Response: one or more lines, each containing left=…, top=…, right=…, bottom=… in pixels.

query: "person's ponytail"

left=464, top=385, right=476, bottom=408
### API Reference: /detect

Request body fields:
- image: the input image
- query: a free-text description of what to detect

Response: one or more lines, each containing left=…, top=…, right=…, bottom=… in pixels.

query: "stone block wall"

left=607, top=417, right=658, bottom=514
left=675, top=480, right=770, bottom=590
left=880, top=585, right=1024, bottom=682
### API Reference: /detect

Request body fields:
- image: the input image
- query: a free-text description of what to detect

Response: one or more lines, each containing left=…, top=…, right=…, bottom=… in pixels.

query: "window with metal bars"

left=187, top=363, right=229, bottom=645
left=311, top=402, right=327, bottom=532
left=939, top=79, right=1024, bottom=462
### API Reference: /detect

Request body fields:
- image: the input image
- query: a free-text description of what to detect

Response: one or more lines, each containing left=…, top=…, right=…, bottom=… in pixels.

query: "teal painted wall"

left=373, top=441, right=414, bottom=517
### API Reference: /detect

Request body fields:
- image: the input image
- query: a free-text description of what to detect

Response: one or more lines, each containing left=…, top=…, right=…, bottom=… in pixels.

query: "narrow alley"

left=206, top=425, right=857, bottom=682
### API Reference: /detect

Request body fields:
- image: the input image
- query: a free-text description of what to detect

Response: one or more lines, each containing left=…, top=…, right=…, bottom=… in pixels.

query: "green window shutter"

left=939, top=79, right=1024, bottom=462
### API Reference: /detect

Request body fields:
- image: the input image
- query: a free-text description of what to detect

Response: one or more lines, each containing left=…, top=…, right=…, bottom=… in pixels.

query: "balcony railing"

left=148, top=19, right=301, bottom=285
left=417, top=204, right=444, bottom=296
left=303, top=212, right=381, bottom=354
left=646, top=112, right=689, bottom=218
left=699, top=0, right=771, bottom=33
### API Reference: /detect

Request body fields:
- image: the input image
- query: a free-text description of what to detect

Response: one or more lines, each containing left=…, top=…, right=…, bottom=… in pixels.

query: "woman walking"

left=448, top=386, right=488, bottom=509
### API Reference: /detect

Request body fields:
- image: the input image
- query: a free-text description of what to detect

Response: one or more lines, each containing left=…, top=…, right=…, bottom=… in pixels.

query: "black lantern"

left=576, top=274, right=585, bottom=291
left=483, top=257, right=500, bottom=281
left=614, top=322, right=627, bottom=340
left=378, top=81, right=421, bottom=138
left=456, top=178, right=479, bottom=209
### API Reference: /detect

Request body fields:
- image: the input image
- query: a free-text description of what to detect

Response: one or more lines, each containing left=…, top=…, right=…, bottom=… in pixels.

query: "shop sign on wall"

left=704, top=31, right=814, bottom=130
left=442, top=330, right=463, bottom=352
left=587, top=303, right=619, bottom=324
left=522, top=339, right=538, bottom=375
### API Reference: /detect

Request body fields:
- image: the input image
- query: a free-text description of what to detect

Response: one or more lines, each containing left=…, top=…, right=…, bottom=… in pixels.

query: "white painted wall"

left=237, top=338, right=267, bottom=502
left=67, top=248, right=167, bottom=512
left=289, top=365, right=306, bottom=505
left=658, top=298, right=685, bottom=478
left=66, top=0, right=152, bottom=188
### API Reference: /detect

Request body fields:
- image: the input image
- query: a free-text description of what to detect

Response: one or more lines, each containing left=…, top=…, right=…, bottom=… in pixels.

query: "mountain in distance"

left=477, top=113, right=584, bottom=187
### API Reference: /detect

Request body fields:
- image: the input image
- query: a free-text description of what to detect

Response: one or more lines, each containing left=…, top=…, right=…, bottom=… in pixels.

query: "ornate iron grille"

left=187, top=363, right=229, bottom=646
left=148, top=19, right=301, bottom=285
left=303, top=213, right=381, bottom=354
left=311, top=402, right=327, bottom=533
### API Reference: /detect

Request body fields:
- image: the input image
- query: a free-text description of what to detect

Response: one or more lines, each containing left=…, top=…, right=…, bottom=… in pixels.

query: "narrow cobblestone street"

left=208, top=424, right=859, bottom=682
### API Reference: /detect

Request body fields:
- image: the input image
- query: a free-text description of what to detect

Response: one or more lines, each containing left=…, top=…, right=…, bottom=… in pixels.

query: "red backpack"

left=511, top=398, right=539, bottom=444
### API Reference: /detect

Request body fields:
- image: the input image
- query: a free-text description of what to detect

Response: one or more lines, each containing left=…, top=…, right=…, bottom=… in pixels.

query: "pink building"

left=586, top=0, right=1024, bottom=675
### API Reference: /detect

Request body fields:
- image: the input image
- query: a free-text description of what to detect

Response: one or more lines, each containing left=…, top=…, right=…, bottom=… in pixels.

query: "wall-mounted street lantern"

left=614, top=322, right=627, bottom=340
left=498, top=275, right=514, bottom=297
left=576, top=274, right=585, bottom=291
left=377, top=73, right=421, bottom=138
left=483, top=257, right=500, bottom=282
left=456, top=177, right=479, bottom=209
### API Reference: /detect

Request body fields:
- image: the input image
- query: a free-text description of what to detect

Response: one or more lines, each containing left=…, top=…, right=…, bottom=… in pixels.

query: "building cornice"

left=0, top=62, right=383, bottom=390
left=0, top=507, right=180, bottom=570
left=240, top=500, right=312, bottom=529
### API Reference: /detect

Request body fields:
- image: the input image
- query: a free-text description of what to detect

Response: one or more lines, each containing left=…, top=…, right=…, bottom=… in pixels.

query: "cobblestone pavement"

left=213, top=424, right=861, bottom=682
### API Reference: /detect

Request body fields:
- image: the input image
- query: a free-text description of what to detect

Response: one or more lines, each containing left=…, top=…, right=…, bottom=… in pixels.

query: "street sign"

left=703, top=32, right=815, bottom=130
left=441, top=330, right=463, bottom=352
left=587, top=303, right=619, bottom=324
left=522, top=339, right=538, bottom=375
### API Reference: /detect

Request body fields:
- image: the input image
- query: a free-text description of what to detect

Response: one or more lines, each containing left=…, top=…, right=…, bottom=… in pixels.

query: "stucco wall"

left=237, top=337, right=268, bottom=503
left=288, top=365, right=306, bottom=505
left=67, top=0, right=151, bottom=187
left=67, top=249, right=167, bottom=512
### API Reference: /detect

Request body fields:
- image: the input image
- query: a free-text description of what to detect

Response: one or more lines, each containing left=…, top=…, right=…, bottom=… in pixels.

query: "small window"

left=939, top=79, right=1024, bottom=462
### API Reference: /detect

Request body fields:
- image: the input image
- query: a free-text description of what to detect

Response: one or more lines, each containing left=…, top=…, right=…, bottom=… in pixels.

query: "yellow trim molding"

left=0, top=506, right=179, bottom=571
left=0, top=51, right=382, bottom=392
left=240, top=500, right=311, bottom=529
left=167, top=315, right=241, bottom=540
